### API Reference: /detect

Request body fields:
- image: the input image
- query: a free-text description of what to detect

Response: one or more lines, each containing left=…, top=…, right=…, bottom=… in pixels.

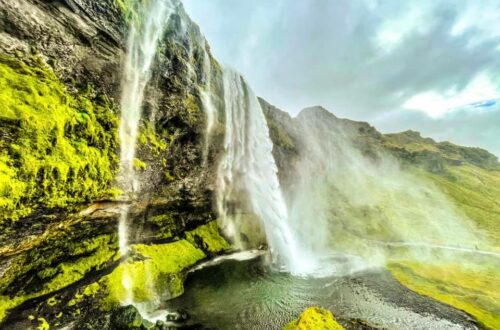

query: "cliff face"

left=0, top=0, right=227, bottom=328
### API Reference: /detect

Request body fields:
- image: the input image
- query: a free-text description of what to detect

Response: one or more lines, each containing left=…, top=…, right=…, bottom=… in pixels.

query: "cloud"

left=182, top=0, right=500, bottom=156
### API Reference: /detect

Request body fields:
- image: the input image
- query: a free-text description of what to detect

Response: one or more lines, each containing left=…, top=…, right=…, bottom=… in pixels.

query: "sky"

left=182, top=0, right=500, bottom=157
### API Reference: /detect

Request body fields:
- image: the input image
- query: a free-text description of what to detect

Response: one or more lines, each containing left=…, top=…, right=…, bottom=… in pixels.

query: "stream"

left=146, top=252, right=478, bottom=330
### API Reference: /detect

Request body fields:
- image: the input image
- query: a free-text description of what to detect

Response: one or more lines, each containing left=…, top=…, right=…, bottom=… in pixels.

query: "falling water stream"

left=118, top=0, right=173, bottom=304
left=200, top=39, right=217, bottom=163
left=215, top=69, right=315, bottom=275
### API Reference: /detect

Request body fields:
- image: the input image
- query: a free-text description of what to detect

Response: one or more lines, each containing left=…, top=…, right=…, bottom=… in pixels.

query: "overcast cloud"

left=182, top=0, right=500, bottom=156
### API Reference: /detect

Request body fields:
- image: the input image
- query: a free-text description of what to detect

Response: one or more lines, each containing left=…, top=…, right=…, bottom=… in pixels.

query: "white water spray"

left=118, top=0, right=173, bottom=304
left=216, top=69, right=313, bottom=274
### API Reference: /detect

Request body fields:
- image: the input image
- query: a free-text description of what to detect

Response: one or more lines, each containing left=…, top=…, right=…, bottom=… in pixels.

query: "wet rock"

left=111, top=305, right=143, bottom=330
left=154, top=320, right=168, bottom=330
left=141, top=318, right=154, bottom=329
left=166, top=309, right=189, bottom=322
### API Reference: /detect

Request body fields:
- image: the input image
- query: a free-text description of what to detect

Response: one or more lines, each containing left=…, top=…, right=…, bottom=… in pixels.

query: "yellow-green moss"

left=183, top=93, right=202, bottom=126
left=283, top=307, right=344, bottom=330
left=389, top=262, right=500, bottom=330
left=0, top=234, right=118, bottom=321
left=0, top=54, right=118, bottom=221
left=37, top=317, right=50, bottom=330
left=185, top=221, right=230, bottom=253
left=68, top=282, right=100, bottom=307
left=99, top=240, right=205, bottom=310
left=46, top=296, right=58, bottom=307
left=423, top=165, right=500, bottom=243
left=133, top=158, right=147, bottom=171
left=138, top=123, right=168, bottom=155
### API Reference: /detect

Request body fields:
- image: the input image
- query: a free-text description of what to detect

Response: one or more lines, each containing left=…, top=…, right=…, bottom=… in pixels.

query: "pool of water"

left=148, top=252, right=478, bottom=330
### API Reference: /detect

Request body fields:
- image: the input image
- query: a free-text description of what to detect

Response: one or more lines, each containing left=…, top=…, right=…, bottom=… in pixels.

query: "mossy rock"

left=283, top=307, right=345, bottom=330
left=0, top=54, right=118, bottom=222
left=110, top=305, right=143, bottom=330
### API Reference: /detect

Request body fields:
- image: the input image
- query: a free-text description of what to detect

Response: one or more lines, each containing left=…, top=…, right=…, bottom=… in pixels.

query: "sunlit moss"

left=138, top=123, right=168, bottom=155
left=389, top=262, right=500, bottom=330
left=0, top=54, right=118, bottom=221
left=283, top=307, right=344, bottom=330
left=99, top=240, right=205, bottom=309
left=185, top=221, right=230, bottom=253
left=133, top=158, right=147, bottom=171
left=36, top=317, right=50, bottom=330
left=0, top=234, right=118, bottom=321
left=74, top=222, right=230, bottom=311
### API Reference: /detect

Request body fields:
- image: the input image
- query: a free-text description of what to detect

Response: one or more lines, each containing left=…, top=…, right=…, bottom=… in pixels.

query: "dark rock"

left=154, top=320, right=168, bottom=330
left=166, top=310, right=189, bottom=322
left=111, top=305, right=144, bottom=330
left=141, top=318, right=154, bottom=329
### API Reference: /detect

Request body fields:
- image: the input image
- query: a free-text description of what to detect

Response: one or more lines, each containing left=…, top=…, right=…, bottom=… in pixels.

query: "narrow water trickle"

left=216, top=69, right=314, bottom=275
left=200, top=39, right=217, bottom=163
left=118, top=0, right=173, bottom=304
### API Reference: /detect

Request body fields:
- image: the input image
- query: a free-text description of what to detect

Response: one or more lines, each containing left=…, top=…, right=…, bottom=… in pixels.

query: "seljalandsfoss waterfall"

left=216, top=69, right=311, bottom=275
left=1, top=0, right=499, bottom=329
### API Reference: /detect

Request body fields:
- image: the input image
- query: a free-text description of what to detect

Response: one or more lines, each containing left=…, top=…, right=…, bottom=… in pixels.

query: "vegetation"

left=383, top=136, right=500, bottom=329
left=100, top=240, right=206, bottom=308
left=389, top=262, right=500, bottom=330
left=424, top=165, right=500, bottom=243
left=81, top=221, right=229, bottom=310
left=186, top=221, right=231, bottom=253
left=283, top=307, right=344, bottom=330
left=0, top=234, right=118, bottom=321
left=0, top=54, right=118, bottom=222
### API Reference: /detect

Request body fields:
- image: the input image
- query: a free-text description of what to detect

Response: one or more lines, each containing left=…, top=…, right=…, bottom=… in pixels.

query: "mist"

left=282, top=108, right=493, bottom=271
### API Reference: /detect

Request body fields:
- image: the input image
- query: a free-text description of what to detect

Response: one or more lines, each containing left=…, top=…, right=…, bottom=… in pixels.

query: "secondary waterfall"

left=200, top=40, right=217, bottom=162
left=216, top=69, right=313, bottom=275
left=118, top=0, right=172, bottom=304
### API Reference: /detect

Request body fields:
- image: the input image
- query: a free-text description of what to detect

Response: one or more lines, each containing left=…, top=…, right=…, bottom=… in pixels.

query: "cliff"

left=0, top=0, right=228, bottom=328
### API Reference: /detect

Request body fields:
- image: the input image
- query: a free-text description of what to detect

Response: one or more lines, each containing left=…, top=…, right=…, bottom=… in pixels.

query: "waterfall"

left=200, top=40, right=217, bottom=162
left=118, top=0, right=173, bottom=304
left=216, top=69, right=314, bottom=274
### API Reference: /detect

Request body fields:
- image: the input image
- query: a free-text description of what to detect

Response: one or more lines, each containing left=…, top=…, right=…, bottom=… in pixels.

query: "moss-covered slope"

left=0, top=54, right=118, bottom=222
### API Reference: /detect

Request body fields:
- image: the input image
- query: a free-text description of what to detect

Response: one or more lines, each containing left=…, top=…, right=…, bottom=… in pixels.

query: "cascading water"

left=216, top=69, right=314, bottom=275
left=200, top=40, right=217, bottom=162
left=118, top=0, right=173, bottom=304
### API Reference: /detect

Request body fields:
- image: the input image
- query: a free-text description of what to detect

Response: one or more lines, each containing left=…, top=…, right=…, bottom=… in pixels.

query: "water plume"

left=216, top=69, right=313, bottom=274
left=283, top=108, right=491, bottom=270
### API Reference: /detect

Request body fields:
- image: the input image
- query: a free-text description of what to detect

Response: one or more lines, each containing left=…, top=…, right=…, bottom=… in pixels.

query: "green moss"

left=185, top=221, right=230, bottom=253
left=133, top=158, right=147, bottom=171
left=46, top=296, right=58, bottom=307
left=283, top=307, right=344, bottom=330
left=138, top=123, right=168, bottom=155
left=389, top=262, right=500, bottom=330
left=98, top=240, right=205, bottom=310
left=0, top=296, right=23, bottom=321
left=68, top=282, right=100, bottom=307
left=37, top=317, right=50, bottom=330
left=0, top=54, right=118, bottom=221
left=422, top=165, right=500, bottom=242
left=182, top=94, right=202, bottom=126
left=0, top=234, right=118, bottom=321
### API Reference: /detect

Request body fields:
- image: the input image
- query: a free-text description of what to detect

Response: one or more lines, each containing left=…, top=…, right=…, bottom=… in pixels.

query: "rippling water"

left=145, top=253, right=478, bottom=330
